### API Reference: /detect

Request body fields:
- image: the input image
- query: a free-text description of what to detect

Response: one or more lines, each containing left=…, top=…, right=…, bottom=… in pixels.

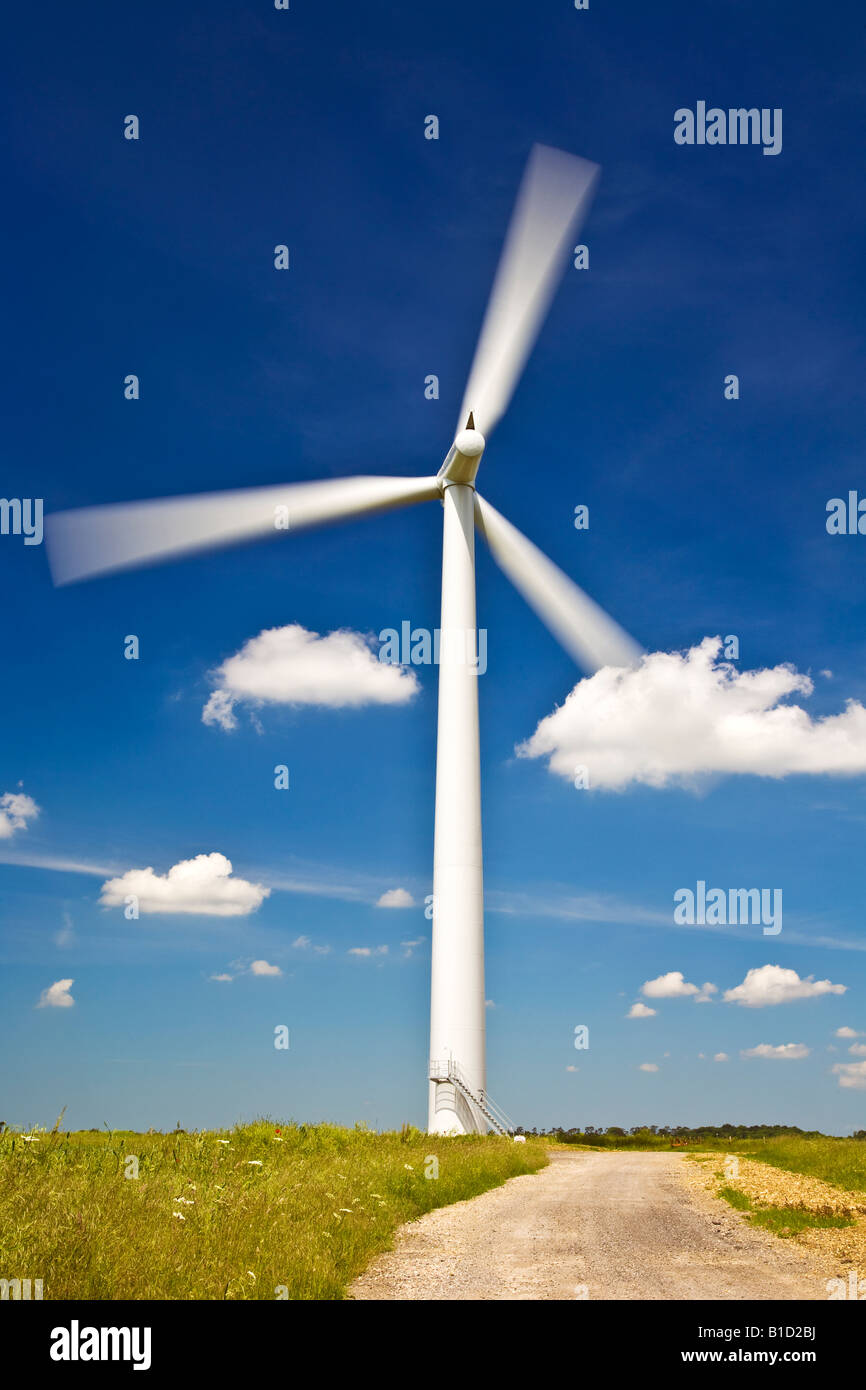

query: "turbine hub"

left=453, top=428, right=485, bottom=458
left=438, top=427, right=486, bottom=487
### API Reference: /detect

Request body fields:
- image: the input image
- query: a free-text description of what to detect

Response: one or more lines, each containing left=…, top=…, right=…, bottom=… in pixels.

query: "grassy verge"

left=559, top=1134, right=866, bottom=1194
left=716, top=1185, right=855, bottom=1238
left=721, top=1137, right=866, bottom=1194
left=0, top=1121, right=548, bottom=1300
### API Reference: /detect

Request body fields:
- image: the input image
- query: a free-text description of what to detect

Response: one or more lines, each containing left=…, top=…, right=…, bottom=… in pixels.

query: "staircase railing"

left=429, top=1058, right=515, bottom=1136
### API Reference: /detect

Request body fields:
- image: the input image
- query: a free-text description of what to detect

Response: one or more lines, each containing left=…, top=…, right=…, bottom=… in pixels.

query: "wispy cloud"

left=741, top=1043, right=810, bottom=1060
left=0, top=850, right=116, bottom=877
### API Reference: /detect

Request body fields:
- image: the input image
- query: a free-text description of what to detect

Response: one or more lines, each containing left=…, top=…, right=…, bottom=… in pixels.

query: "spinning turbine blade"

left=458, top=144, right=599, bottom=439
left=474, top=493, right=642, bottom=673
left=46, top=474, right=441, bottom=585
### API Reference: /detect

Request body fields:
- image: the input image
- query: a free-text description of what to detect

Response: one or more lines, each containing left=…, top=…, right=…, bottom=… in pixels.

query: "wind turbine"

left=46, top=144, right=641, bottom=1136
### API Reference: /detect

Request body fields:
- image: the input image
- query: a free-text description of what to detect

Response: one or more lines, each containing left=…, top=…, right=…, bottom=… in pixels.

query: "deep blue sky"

left=2, top=1, right=865, bottom=1133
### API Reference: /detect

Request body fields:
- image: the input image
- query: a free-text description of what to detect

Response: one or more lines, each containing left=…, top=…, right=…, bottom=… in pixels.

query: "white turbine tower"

left=46, top=145, right=641, bottom=1136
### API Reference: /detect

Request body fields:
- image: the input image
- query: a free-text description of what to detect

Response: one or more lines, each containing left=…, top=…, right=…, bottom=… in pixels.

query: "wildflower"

left=369, top=1193, right=384, bottom=1200
left=172, top=1212, right=186, bottom=1221
left=339, top=1207, right=352, bottom=1214
left=403, top=1164, right=414, bottom=1171
left=22, top=1136, right=40, bottom=1143
left=246, top=1160, right=263, bottom=1166
left=218, top=1140, right=231, bottom=1146
left=247, top=1271, right=256, bottom=1281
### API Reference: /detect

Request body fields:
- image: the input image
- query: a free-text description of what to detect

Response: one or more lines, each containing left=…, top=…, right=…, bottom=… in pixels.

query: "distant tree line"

left=512, top=1124, right=866, bottom=1143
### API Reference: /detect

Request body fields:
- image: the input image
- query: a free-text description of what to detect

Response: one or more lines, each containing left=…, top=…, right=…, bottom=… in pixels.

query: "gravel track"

left=350, top=1150, right=828, bottom=1300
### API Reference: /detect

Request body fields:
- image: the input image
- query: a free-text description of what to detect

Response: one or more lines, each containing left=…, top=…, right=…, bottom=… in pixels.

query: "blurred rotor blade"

left=46, top=474, right=442, bottom=586
left=474, top=493, right=642, bottom=673
left=458, top=144, right=599, bottom=439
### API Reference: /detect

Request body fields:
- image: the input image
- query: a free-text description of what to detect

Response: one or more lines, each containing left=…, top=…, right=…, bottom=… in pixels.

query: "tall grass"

left=724, top=1136, right=866, bottom=1194
left=0, top=1121, right=547, bottom=1300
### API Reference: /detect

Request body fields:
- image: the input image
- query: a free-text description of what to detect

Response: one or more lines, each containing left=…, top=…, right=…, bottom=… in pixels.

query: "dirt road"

left=350, top=1150, right=828, bottom=1300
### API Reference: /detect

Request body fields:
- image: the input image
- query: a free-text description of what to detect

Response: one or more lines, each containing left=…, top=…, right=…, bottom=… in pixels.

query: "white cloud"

left=292, top=934, right=332, bottom=955
left=694, top=984, right=718, bottom=1003
left=639, top=1062, right=659, bottom=1072
left=100, top=853, right=269, bottom=918
left=741, top=1043, right=810, bottom=1060
left=849, top=1043, right=866, bottom=1057
left=376, top=888, right=415, bottom=909
left=37, top=978, right=74, bottom=1009
left=249, top=960, right=282, bottom=977
left=628, top=1002, right=657, bottom=1018
left=348, top=945, right=388, bottom=958
left=518, top=638, right=866, bottom=791
left=485, top=998, right=496, bottom=1009
left=209, top=973, right=233, bottom=982
left=713, top=1052, right=729, bottom=1062
left=641, top=971, right=716, bottom=1000
left=202, top=624, right=418, bottom=730
left=724, top=964, right=846, bottom=1008
left=0, top=791, right=39, bottom=840
left=401, top=937, right=424, bottom=958
left=836, top=1026, right=861, bottom=1038
left=833, top=1060, right=866, bottom=1090
left=55, top=911, right=75, bottom=948
left=566, top=1064, right=578, bottom=1072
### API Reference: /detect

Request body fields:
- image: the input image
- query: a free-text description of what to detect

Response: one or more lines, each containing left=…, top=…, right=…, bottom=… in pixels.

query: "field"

left=0, top=1121, right=547, bottom=1300
left=721, top=1136, right=866, bottom=1194
left=554, top=1132, right=866, bottom=1192
left=5, top=1121, right=865, bottom=1300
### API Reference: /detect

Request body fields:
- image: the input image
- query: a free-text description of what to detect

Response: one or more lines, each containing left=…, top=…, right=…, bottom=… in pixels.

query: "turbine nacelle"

left=438, top=417, right=486, bottom=488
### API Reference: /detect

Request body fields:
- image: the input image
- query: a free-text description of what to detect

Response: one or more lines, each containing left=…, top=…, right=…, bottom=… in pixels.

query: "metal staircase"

left=429, top=1059, right=516, bottom=1136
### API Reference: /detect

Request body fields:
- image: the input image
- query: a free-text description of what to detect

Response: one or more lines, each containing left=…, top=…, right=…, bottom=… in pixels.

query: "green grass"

left=0, top=1121, right=548, bottom=1300
left=564, top=1134, right=866, bottom=1195
left=717, top=1184, right=751, bottom=1211
left=556, top=1132, right=866, bottom=1188
left=683, top=1136, right=866, bottom=1193
left=716, top=1185, right=855, bottom=1238
left=722, top=1136, right=866, bottom=1194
